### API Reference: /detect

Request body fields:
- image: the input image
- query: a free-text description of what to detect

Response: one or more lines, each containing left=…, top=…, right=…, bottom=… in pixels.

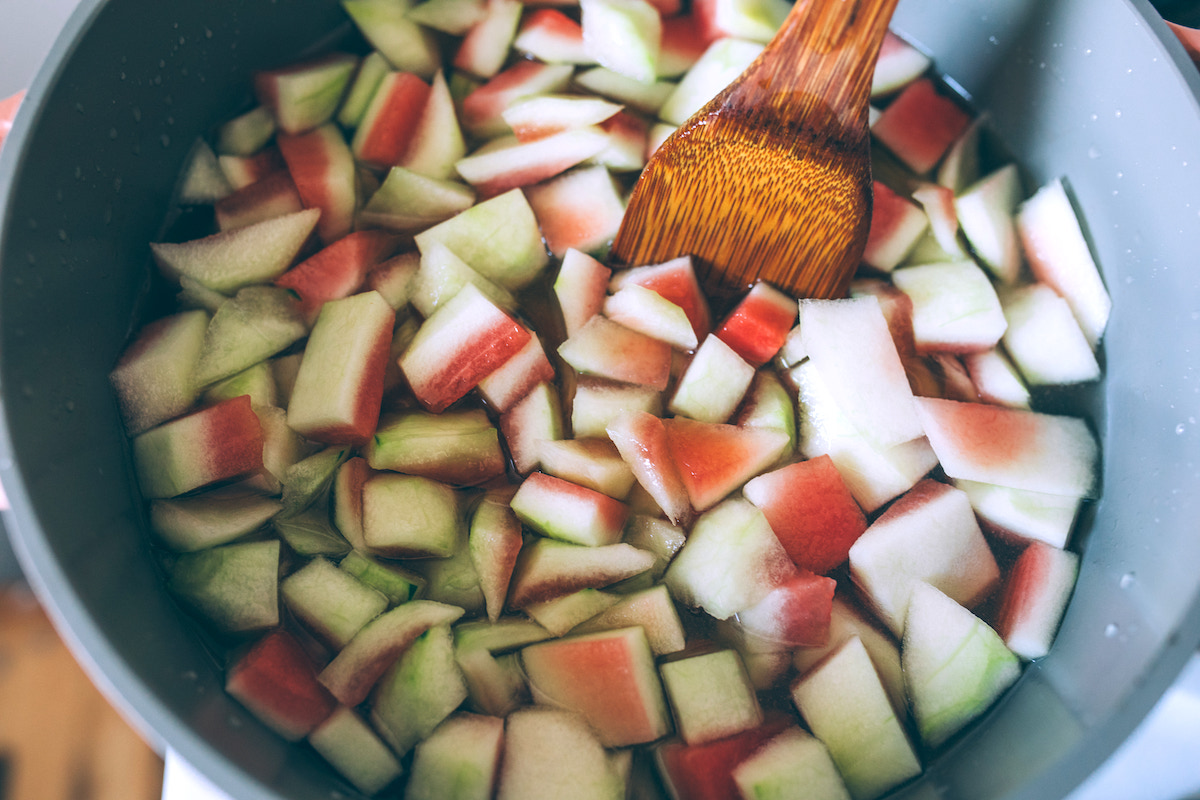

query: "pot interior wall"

left=0, top=0, right=1198, bottom=798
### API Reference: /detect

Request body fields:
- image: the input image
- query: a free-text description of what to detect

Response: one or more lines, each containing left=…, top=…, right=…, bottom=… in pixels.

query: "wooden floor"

left=0, top=584, right=164, bottom=800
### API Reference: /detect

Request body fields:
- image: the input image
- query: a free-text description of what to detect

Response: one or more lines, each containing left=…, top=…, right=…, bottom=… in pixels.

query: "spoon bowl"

left=612, top=0, right=900, bottom=298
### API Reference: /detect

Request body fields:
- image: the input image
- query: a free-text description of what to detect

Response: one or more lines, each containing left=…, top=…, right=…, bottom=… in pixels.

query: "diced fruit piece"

left=791, top=636, right=922, bottom=800
left=525, top=589, right=618, bottom=639
left=287, top=292, right=394, bottom=445
left=572, top=583, right=686, bottom=655
left=178, top=139, right=233, bottom=203
left=660, top=648, right=762, bottom=745
left=226, top=629, right=337, bottom=741
left=793, top=596, right=907, bottom=717
left=168, top=539, right=280, bottom=633
left=559, top=314, right=672, bottom=390
left=359, top=167, right=477, bottom=232
left=604, top=283, right=697, bottom=350
left=371, top=624, right=469, bottom=754
left=995, top=542, right=1080, bottom=660
left=871, top=30, right=930, bottom=97
left=400, top=284, right=532, bottom=413
left=849, top=478, right=1000, bottom=636
left=554, top=249, right=611, bottom=336
left=537, top=437, right=636, bottom=499
left=214, top=171, right=304, bottom=233
left=743, top=456, right=867, bottom=574
left=664, top=498, right=796, bottom=620
left=611, top=255, right=712, bottom=341
left=580, top=0, right=662, bottom=84
left=657, top=14, right=709, bottom=77
left=1016, top=177, right=1110, bottom=347
left=406, top=713, right=505, bottom=800
left=278, top=123, right=357, bottom=244
left=149, top=487, right=281, bottom=552
left=500, top=381, right=565, bottom=475
left=913, top=396, right=1100, bottom=498
left=502, top=94, right=622, bottom=142
left=150, top=208, right=320, bottom=294
left=590, top=109, right=650, bottom=171
left=468, top=490, right=524, bottom=621
left=497, top=707, right=627, bottom=800
left=132, top=395, right=264, bottom=499
left=659, top=38, right=764, bottom=125
left=573, top=378, right=662, bottom=439
left=797, top=296, right=924, bottom=450
left=460, top=60, right=574, bottom=139
left=343, top=0, right=441, bottom=77
left=281, top=556, right=388, bottom=648
left=668, top=335, right=755, bottom=423
left=366, top=251, right=421, bottom=309
left=735, top=571, right=836, bottom=649
left=219, top=147, right=286, bottom=191
left=253, top=52, right=358, bottom=135
left=733, top=726, right=851, bottom=800
left=454, top=0, right=523, bottom=78
left=193, top=287, right=307, bottom=388
left=791, top=359, right=938, bottom=513
left=308, top=706, right=403, bottom=795
left=410, top=238, right=516, bottom=318
left=655, top=714, right=793, bottom=800
left=341, top=551, right=425, bottom=605
left=692, top=0, right=787, bottom=42
left=455, top=616, right=555, bottom=654
left=110, top=309, right=209, bottom=436
left=362, top=473, right=461, bottom=558
left=713, top=282, right=796, bottom=366
left=395, top=69, right=468, bottom=180
left=902, top=582, right=1020, bottom=748
left=407, top=0, right=487, bottom=34
left=522, top=626, right=670, bottom=746
left=911, top=181, right=966, bottom=258
left=514, top=9, right=593, bottom=64
left=663, top=417, right=789, bottom=512
left=526, top=165, right=627, bottom=258
left=863, top=181, right=928, bottom=272
left=735, top=370, right=796, bottom=449
left=455, top=128, right=610, bottom=197
left=606, top=410, right=691, bottom=526
left=352, top=71, right=432, bottom=169
left=275, top=230, right=399, bottom=319
left=413, top=188, right=549, bottom=290
left=622, top=514, right=686, bottom=579
left=574, top=67, right=675, bottom=115
left=512, top=471, right=630, bottom=547
left=1000, top=282, right=1101, bottom=385
left=337, top=51, right=391, bottom=129
left=872, top=77, right=972, bottom=175
left=476, top=331, right=556, bottom=412
left=955, top=163, right=1023, bottom=284
left=962, top=347, right=1031, bottom=409
left=278, top=445, right=350, bottom=517
left=274, top=506, right=352, bottom=558
left=951, top=478, right=1080, bottom=549
left=318, top=600, right=465, bottom=706
left=507, top=538, right=656, bottom=608
left=456, top=647, right=527, bottom=717
left=891, top=260, right=1007, bottom=353
left=367, top=410, right=506, bottom=486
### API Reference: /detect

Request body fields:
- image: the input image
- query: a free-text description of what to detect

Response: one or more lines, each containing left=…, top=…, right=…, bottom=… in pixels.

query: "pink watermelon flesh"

left=226, top=629, right=337, bottom=741
left=277, top=123, right=357, bottom=243
left=742, top=456, right=868, bottom=575
left=995, top=541, right=1079, bottom=660
left=713, top=282, right=797, bottom=367
left=662, top=417, right=789, bottom=512
left=275, top=230, right=400, bottom=319
left=872, top=77, right=972, bottom=175
left=214, top=170, right=304, bottom=232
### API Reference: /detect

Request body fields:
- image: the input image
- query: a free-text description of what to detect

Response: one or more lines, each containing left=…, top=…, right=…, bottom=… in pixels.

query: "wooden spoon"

left=611, top=0, right=900, bottom=299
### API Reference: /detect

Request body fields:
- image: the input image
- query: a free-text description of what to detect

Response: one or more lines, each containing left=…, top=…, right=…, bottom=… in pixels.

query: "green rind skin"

left=367, top=410, right=505, bottom=484
left=167, top=540, right=280, bottom=633
left=339, top=550, right=425, bottom=605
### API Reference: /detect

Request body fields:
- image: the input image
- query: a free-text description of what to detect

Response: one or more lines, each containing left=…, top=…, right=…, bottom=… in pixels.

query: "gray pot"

left=1, top=0, right=1198, bottom=798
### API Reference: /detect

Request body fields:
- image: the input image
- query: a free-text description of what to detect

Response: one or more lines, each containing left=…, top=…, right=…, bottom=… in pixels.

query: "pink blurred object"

left=1167, top=21, right=1200, bottom=67
left=0, top=90, right=24, bottom=151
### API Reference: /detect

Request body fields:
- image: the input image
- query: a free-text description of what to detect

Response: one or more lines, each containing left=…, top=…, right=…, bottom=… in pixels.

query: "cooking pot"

left=1, top=0, right=1198, bottom=798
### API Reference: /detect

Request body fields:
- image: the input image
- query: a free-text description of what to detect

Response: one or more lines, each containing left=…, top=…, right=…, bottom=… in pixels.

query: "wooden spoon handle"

left=727, top=0, right=900, bottom=132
